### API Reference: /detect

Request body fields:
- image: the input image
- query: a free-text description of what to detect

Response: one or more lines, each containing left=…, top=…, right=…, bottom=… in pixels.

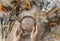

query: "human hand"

left=12, top=22, right=23, bottom=41
left=31, top=25, right=39, bottom=41
left=7, top=21, right=23, bottom=41
left=16, top=26, right=23, bottom=41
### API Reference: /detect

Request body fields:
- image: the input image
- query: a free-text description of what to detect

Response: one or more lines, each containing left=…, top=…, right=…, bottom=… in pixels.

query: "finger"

left=19, top=30, right=23, bottom=36
left=31, top=27, right=35, bottom=33
left=17, top=30, right=23, bottom=38
left=35, top=25, right=39, bottom=33
left=16, top=26, right=22, bottom=37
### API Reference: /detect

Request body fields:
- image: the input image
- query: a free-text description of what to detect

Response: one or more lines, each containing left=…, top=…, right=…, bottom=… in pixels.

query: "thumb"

left=17, top=30, right=23, bottom=39
left=31, top=27, right=35, bottom=33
